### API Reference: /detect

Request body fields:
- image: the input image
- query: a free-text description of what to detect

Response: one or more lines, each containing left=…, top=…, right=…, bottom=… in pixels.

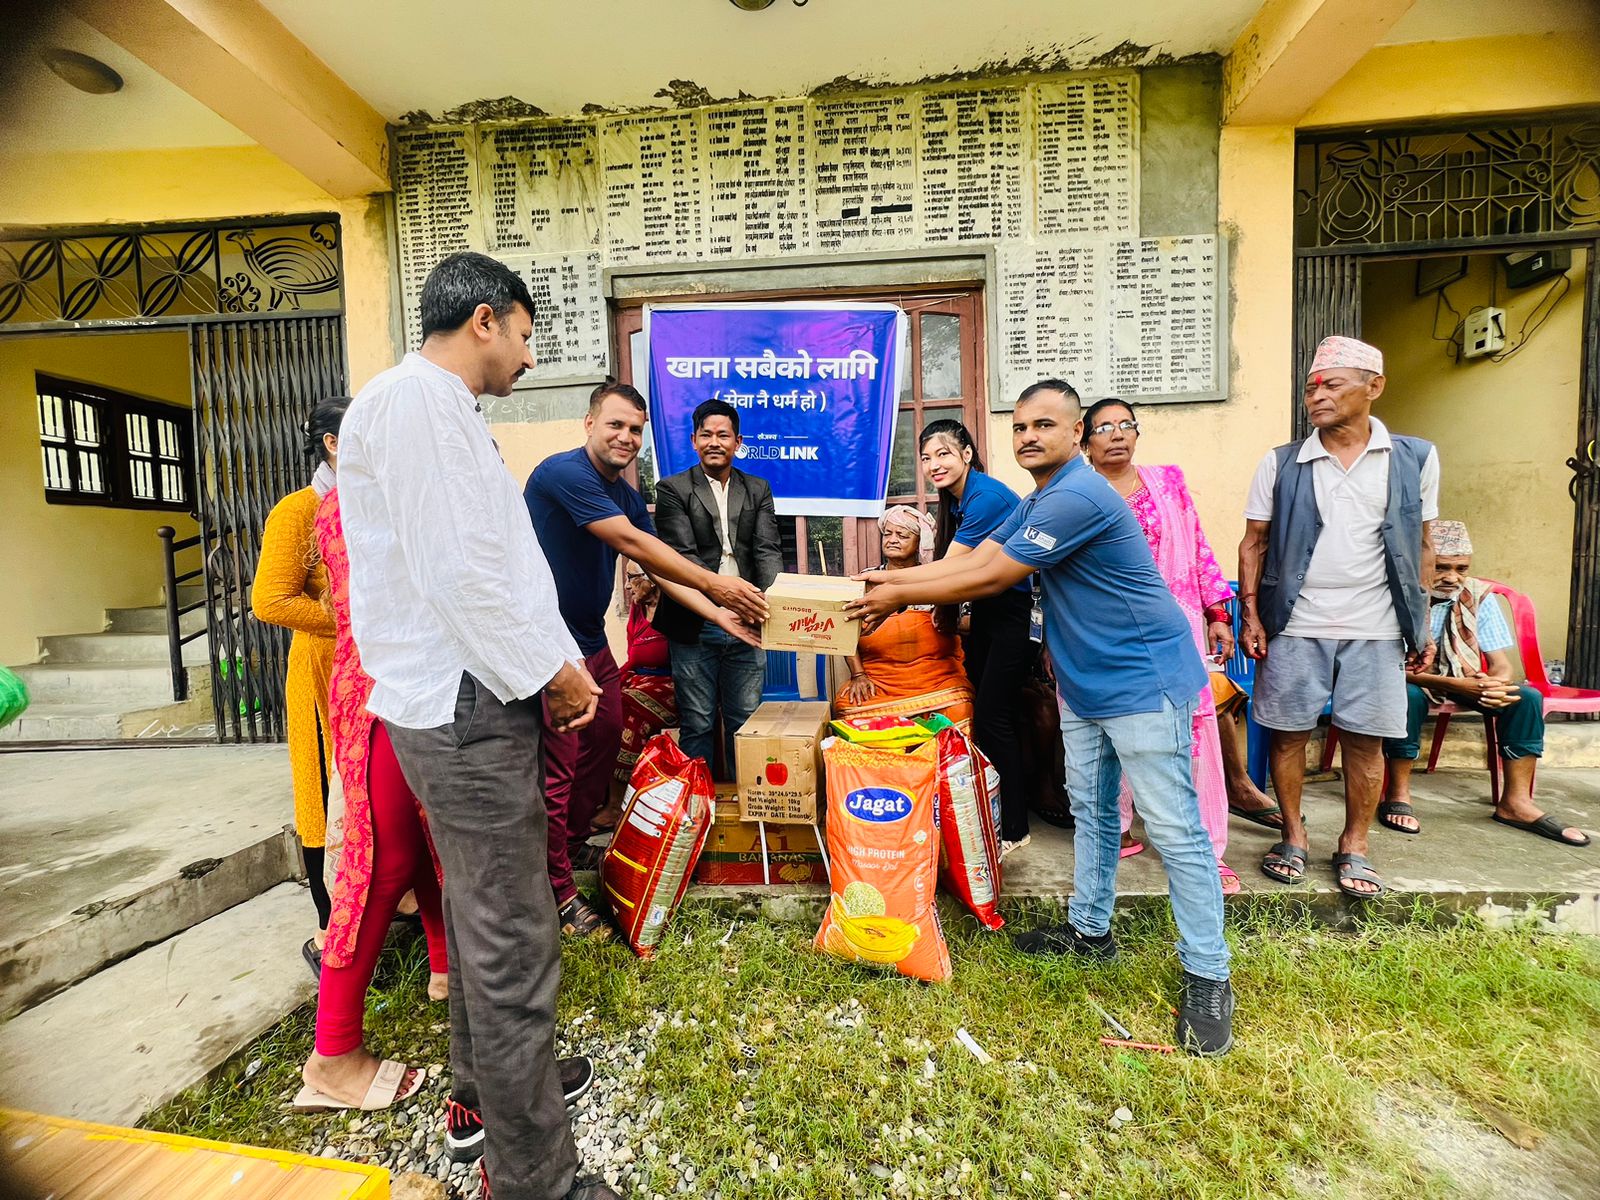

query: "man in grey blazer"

left=653, top=398, right=783, bottom=776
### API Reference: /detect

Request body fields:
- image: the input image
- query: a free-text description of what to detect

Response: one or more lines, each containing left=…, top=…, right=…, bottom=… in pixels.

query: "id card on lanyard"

left=1029, top=576, right=1044, bottom=644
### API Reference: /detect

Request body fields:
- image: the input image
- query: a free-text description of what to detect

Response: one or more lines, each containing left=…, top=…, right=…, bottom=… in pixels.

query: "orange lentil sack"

left=934, top=727, right=1005, bottom=930
left=601, top=734, right=714, bottom=958
left=815, top=737, right=951, bottom=983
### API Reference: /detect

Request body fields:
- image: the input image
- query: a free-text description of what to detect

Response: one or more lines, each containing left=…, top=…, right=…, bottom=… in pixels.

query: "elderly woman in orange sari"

left=834, top=505, right=974, bottom=728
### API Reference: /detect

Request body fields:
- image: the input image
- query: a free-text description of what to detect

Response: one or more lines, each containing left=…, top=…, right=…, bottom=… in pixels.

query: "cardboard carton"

left=735, top=700, right=830, bottom=823
left=761, top=573, right=865, bottom=654
left=694, top=786, right=827, bottom=885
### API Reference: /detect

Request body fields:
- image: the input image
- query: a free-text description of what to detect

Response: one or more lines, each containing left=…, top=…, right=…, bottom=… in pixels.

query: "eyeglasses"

left=1089, top=420, right=1139, bottom=437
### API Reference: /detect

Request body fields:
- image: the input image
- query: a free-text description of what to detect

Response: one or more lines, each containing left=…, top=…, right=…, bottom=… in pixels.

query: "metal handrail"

left=157, top=526, right=208, bottom=701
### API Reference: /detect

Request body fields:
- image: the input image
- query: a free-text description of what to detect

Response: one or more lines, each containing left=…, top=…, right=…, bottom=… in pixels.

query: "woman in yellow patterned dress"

left=252, top=397, right=347, bottom=976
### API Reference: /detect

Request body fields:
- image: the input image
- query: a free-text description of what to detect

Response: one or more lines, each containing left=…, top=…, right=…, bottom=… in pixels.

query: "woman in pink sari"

left=291, top=482, right=450, bottom=1112
left=1082, top=399, right=1241, bottom=893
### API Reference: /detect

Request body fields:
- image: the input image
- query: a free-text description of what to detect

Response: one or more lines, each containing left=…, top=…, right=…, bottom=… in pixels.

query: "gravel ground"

left=287, top=1008, right=668, bottom=1199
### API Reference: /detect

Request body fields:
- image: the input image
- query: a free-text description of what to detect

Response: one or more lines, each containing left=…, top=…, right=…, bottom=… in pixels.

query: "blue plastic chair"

left=1223, top=584, right=1272, bottom=789
left=760, top=650, right=828, bottom=701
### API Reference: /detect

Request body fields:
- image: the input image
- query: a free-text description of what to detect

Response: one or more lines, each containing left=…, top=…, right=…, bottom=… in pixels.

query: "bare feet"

left=396, top=890, right=419, bottom=917
left=428, top=972, right=448, bottom=1002
left=313, top=927, right=327, bottom=952
left=303, top=1049, right=418, bottom=1108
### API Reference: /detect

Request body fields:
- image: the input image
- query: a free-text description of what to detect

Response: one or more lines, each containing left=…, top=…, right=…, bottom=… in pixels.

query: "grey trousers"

left=386, top=673, right=577, bottom=1200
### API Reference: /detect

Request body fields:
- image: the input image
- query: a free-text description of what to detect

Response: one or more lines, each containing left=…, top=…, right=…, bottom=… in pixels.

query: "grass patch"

left=146, top=900, right=1600, bottom=1199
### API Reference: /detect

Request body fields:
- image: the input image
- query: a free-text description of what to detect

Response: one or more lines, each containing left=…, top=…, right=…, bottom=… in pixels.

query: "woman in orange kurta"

left=834, top=505, right=974, bottom=729
left=252, top=403, right=341, bottom=968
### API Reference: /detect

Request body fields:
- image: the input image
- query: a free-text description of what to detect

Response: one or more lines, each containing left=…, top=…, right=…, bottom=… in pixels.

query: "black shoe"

left=300, top=937, right=322, bottom=983
left=1176, top=972, right=1236, bottom=1057
left=445, top=1057, right=596, bottom=1163
left=565, top=1178, right=625, bottom=1200
left=1012, top=922, right=1118, bottom=961
left=560, top=895, right=614, bottom=941
left=570, top=841, right=606, bottom=872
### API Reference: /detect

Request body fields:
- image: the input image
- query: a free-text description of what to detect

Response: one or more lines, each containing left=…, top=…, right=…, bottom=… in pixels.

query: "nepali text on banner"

left=644, top=302, right=908, bottom=517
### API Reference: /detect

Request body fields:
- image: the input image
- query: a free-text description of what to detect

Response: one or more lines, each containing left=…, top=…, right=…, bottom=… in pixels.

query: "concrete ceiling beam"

left=68, top=0, right=390, bottom=197
left=1223, top=0, right=1416, bottom=126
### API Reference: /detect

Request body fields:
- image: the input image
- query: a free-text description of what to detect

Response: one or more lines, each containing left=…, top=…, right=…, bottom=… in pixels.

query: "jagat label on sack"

left=735, top=700, right=829, bottom=823
left=762, top=573, right=865, bottom=654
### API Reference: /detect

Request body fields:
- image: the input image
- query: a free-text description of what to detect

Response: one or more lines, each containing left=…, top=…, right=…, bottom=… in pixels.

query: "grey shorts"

left=1252, top=635, right=1408, bottom=739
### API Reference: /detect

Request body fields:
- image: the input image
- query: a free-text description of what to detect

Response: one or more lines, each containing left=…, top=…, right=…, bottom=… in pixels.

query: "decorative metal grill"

left=1295, top=118, right=1600, bottom=252
left=0, top=217, right=344, bottom=332
left=190, top=316, right=347, bottom=744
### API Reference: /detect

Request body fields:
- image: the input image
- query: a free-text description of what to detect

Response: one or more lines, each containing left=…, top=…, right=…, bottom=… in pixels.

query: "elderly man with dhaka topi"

left=1238, top=335, right=1440, bottom=901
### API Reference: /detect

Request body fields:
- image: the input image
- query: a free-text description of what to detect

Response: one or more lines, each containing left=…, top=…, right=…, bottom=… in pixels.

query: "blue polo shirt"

left=949, top=469, right=1028, bottom=593
left=524, top=447, right=654, bottom=656
left=992, top=455, right=1206, bottom=719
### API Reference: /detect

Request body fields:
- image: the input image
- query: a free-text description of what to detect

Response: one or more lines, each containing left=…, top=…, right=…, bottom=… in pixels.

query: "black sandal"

left=1491, top=812, right=1592, bottom=847
left=1376, top=800, right=1420, bottom=835
left=301, top=937, right=322, bottom=982
left=560, top=896, right=613, bottom=941
left=1228, top=801, right=1285, bottom=831
left=1331, top=852, right=1385, bottom=899
left=1260, top=842, right=1308, bottom=885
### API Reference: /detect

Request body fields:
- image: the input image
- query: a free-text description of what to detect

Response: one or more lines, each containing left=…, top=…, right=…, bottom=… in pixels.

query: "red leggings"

left=315, top=721, right=447, bottom=1057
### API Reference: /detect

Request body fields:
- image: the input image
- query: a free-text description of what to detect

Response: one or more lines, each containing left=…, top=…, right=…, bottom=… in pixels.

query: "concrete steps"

left=0, top=745, right=300, bottom=1018
left=40, top=630, right=211, bottom=666
left=0, top=882, right=316, bottom=1125
left=106, top=604, right=208, bottom=636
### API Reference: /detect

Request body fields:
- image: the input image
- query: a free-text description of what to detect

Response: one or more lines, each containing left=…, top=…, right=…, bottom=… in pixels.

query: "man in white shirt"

left=338, top=252, right=620, bottom=1200
left=1238, top=336, right=1439, bottom=903
left=651, top=399, right=783, bottom=777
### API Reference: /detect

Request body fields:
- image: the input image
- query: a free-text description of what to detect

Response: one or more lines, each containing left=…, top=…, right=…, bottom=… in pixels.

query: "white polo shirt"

left=1244, top=417, right=1439, bottom=641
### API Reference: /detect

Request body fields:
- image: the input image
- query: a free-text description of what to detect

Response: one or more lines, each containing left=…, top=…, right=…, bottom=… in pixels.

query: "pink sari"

left=1118, top=464, right=1232, bottom=861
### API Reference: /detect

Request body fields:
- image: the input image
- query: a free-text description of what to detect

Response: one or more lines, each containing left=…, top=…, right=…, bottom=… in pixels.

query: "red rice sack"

left=934, top=727, right=1005, bottom=930
left=815, top=737, right=951, bottom=983
left=601, top=734, right=713, bottom=958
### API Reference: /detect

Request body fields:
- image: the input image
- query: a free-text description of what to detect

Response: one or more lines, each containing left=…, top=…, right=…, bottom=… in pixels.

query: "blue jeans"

left=670, top=626, right=767, bottom=779
left=1060, top=696, right=1230, bottom=982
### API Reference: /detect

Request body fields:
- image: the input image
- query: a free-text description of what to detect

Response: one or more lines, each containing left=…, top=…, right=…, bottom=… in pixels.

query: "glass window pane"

left=132, top=458, right=155, bottom=499
left=72, top=400, right=100, bottom=447
left=126, top=413, right=151, bottom=456
left=157, top=418, right=180, bottom=460
left=920, top=313, right=962, bottom=399
left=162, top=463, right=186, bottom=503
left=38, top=393, right=66, bottom=441
left=42, top=446, right=70, bottom=490
left=79, top=450, right=104, bottom=493
left=887, top=411, right=918, bottom=497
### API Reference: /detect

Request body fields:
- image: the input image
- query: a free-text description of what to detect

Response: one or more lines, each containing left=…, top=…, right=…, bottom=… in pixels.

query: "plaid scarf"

left=1428, top=576, right=1493, bottom=700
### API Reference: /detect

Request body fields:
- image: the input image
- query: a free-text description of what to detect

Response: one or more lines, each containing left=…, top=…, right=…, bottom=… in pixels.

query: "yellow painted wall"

left=1363, top=251, right=1586, bottom=653
left=0, top=145, right=396, bottom=392
left=0, top=330, right=197, bottom=665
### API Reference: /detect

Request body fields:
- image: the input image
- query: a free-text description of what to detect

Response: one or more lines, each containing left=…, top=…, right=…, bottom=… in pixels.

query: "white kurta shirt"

left=337, top=352, right=582, bottom=729
left=1245, top=416, right=1439, bottom=640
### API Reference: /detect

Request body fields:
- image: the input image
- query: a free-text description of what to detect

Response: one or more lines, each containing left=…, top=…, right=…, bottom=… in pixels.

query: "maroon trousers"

left=541, top=646, right=623, bottom=905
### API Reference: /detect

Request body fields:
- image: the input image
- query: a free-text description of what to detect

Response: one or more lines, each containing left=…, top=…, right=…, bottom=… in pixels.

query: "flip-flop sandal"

left=301, top=937, right=322, bottom=983
left=1377, top=800, right=1420, bottom=835
left=1491, top=812, right=1592, bottom=847
left=1218, top=864, right=1242, bottom=895
left=1260, top=842, right=1308, bottom=885
left=291, top=1059, right=423, bottom=1113
left=1228, top=801, right=1284, bottom=830
left=1331, top=852, right=1386, bottom=899
left=1119, top=839, right=1145, bottom=859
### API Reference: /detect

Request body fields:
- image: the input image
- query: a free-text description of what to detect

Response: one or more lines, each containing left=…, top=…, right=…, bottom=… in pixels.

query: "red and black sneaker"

left=444, top=1056, right=596, bottom=1164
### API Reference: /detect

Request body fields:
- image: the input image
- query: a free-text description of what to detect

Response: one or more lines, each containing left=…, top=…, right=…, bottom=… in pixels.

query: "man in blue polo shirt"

left=524, top=381, right=767, bottom=939
left=848, top=379, right=1233, bottom=1056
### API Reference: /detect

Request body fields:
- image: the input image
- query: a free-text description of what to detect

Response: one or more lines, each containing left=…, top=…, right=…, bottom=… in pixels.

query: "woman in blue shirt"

left=919, top=420, right=1039, bottom=854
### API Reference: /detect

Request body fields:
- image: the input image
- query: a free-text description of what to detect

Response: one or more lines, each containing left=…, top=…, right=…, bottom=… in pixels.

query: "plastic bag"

left=815, top=737, right=951, bottom=983
left=933, top=727, right=1005, bottom=930
left=828, top=715, right=935, bottom=749
left=601, top=734, right=714, bottom=958
left=0, top=666, right=28, bottom=731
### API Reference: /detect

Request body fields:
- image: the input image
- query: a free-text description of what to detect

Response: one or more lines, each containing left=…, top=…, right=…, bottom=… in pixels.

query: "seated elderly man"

left=1380, top=520, right=1589, bottom=847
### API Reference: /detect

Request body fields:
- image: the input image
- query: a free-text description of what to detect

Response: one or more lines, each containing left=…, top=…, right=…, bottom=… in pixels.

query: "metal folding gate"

left=190, top=316, right=347, bottom=743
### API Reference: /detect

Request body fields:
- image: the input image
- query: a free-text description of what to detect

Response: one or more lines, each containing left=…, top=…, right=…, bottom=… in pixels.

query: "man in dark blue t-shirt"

left=848, top=380, right=1234, bottom=1057
left=524, top=382, right=767, bottom=937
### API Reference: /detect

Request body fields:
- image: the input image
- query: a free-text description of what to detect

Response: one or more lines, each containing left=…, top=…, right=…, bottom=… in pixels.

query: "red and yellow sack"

left=815, top=737, right=951, bottom=983
left=601, top=734, right=713, bottom=958
left=933, top=727, right=1004, bottom=930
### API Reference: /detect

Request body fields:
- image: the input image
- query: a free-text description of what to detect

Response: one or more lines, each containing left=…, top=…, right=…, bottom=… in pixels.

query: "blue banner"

left=644, top=302, right=907, bottom=517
